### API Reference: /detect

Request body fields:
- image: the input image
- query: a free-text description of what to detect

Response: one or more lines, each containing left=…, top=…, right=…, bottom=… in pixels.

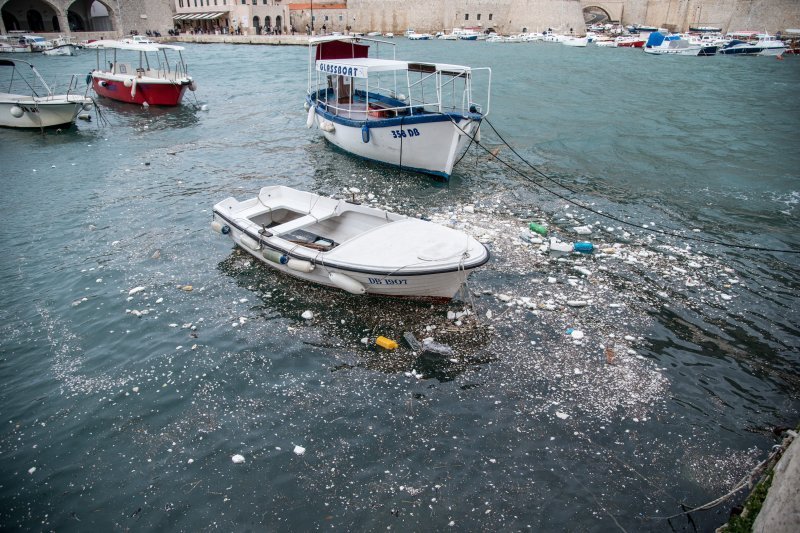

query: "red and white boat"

left=615, top=36, right=646, bottom=48
left=85, top=40, right=196, bottom=106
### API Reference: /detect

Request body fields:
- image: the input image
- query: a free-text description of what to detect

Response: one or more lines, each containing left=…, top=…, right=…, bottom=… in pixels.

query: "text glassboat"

left=86, top=40, right=196, bottom=106
left=305, top=36, right=491, bottom=179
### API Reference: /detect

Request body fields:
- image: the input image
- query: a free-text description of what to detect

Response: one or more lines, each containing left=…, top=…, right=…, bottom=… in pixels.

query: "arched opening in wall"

left=265, top=16, right=271, bottom=32
left=253, top=15, right=260, bottom=34
left=27, top=10, right=45, bottom=31
left=66, top=0, right=114, bottom=33
left=276, top=15, right=282, bottom=34
left=2, top=12, right=20, bottom=31
left=583, top=6, right=611, bottom=27
left=52, top=15, right=60, bottom=31
left=1, top=0, right=59, bottom=32
left=89, top=1, right=112, bottom=31
left=67, top=11, right=85, bottom=31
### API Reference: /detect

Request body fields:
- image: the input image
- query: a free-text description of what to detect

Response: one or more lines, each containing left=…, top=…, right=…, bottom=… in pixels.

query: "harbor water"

left=1, top=40, right=799, bottom=530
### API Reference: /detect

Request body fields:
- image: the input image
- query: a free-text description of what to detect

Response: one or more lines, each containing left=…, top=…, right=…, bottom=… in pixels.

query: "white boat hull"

left=213, top=186, right=489, bottom=299
left=313, top=108, right=479, bottom=178
left=0, top=96, right=89, bottom=128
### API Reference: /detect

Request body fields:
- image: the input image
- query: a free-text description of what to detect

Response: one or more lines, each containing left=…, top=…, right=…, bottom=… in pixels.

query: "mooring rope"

left=444, top=114, right=799, bottom=254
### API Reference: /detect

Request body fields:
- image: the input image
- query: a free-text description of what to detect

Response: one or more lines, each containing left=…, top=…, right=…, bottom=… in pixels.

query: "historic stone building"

left=0, top=0, right=174, bottom=36
left=2, top=1, right=799, bottom=38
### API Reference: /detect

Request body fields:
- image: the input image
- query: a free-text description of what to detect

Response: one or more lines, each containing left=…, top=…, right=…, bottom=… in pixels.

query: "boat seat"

left=270, top=200, right=344, bottom=236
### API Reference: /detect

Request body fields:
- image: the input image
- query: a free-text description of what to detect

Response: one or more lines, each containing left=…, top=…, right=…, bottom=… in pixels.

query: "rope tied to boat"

left=442, top=112, right=800, bottom=255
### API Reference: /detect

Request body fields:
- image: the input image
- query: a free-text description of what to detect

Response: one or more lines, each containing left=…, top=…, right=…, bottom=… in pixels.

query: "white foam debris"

left=570, top=330, right=585, bottom=340
left=132, top=386, right=139, bottom=393
left=293, top=445, right=306, bottom=456
left=301, top=310, right=314, bottom=320
left=128, top=286, right=145, bottom=296
left=555, top=412, right=569, bottom=420
left=231, top=454, right=245, bottom=464
left=28, top=466, right=36, bottom=474
left=187, top=458, right=194, bottom=464
left=573, top=225, right=592, bottom=235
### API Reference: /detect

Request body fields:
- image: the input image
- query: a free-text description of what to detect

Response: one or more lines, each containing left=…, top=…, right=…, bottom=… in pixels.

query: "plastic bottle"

left=573, top=242, right=594, bottom=254
left=529, top=222, right=548, bottom=236
left=375, top=336, right=398, bottom=350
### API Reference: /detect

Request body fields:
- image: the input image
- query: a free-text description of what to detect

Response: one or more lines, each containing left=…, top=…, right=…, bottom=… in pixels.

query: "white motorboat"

left=0, top=58, right=93, bottom=128
left=212, top=186, right=489, bottom=299
left=305, top=36, right=491, bottom=179
left=407, top=33, right=433, bottom=40
left=562, top=37, right=588, bottom=47
left=719, top=33, right=786, bottom=56
left=42, top=44, right=77, bottom=56
left=644, top=32, right=716, bottom=55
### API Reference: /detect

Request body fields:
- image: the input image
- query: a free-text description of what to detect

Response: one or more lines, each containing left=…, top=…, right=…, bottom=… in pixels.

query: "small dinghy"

left=212, top=186, right=489, bottom=299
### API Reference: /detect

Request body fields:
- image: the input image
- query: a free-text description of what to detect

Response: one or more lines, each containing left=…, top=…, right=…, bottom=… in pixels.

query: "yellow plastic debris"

left=375, top=336, right=398, bottom=350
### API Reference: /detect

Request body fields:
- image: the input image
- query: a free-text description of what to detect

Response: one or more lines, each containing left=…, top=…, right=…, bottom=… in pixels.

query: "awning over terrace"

left=173, top=12, right=227, bottom=21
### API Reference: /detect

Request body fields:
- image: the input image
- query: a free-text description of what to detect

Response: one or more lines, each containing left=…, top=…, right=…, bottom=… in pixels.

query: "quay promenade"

left=166, top=34, right=309, bottom=46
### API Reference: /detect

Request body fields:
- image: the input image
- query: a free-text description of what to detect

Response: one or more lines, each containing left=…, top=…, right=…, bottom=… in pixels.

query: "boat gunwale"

left=212, top=209, right=490, bottom=276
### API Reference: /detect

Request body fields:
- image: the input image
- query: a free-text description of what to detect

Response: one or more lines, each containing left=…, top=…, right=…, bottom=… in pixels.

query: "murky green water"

left=1, top=40, right=798, bottom=531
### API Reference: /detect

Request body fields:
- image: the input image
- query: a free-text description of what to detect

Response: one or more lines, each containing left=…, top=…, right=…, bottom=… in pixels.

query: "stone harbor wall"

left=345, top=0, right=586, bottom=35
left=628, top=0, right=800, bottom=33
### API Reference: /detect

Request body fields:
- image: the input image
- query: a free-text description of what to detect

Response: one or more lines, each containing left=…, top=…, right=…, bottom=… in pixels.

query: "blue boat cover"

left=646, top=32, right=666, bottom=47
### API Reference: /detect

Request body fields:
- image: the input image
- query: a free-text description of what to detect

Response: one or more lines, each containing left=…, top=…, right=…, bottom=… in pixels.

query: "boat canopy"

left=316, top=57, right=472, bottom=79
left=84, top=39, right=185, bottom=52
left=645, top=32, right=681, bottom=47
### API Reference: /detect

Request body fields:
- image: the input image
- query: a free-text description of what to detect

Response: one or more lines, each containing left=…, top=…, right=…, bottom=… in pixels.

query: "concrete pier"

left=752, top=431, right=800, bottom=533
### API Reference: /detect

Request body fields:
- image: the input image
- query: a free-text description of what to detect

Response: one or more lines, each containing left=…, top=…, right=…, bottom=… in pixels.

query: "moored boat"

left=42, top=44, right=77, bottom=56
left=85, top=40, right=196, bottom=106
left=643, top=32, right=714, bottom=55
left=0, top=58, right=93, bottom=128
left=212, top=185, right=489, bottom=299
left=305, top=36, right=491, bottom=179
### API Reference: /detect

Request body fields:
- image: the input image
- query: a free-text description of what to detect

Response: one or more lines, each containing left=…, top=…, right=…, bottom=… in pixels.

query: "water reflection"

left=95, top=97, right=202, bottom=131
left=217, top=250, right=493, bottom=381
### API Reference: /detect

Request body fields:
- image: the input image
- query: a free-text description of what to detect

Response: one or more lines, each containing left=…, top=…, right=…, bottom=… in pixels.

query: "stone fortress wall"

left=344, top=0, right=800, bottom=35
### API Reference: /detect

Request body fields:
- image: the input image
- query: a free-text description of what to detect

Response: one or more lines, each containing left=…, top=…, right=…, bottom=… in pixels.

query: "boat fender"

left=319, top=120, right=335, bottom=133
left=189, top=80, right=198, bottom=91
left=287, top=258, right=314, bottom=273
left=85, top=73, right=92, bottom=86
left=82, top=101, right=93, bottom=111
left=263, top=249, right=289, bottom=264
left=474, top=124, right=481, bottom=143
left=329, top=272, right=366, bottom=295
left=10, top=106, right=24, bottom=118
left=124, top=78, right=132, bottom=88
left=238, top=234, right=260, bottom=251
left=211, top=220, right=230, bottom=234
left=303, top=101, right=310, bottom=111
left=361, top=124, right=370, bottom=143
left=130, top=79, right=137, bottom=98
left=306, top=106, right=315, bottom=128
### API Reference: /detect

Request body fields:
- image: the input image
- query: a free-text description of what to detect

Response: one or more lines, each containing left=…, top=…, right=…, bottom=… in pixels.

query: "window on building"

left=465, top=14, right=469, bottom=21
left=178, top=0, right=183, bottom=7
left=489, top=14, right=493, bottom=21
left=263, top=0, right=268, bottom=4
left=477, top=14, right=481, bottom=21
left=324, top=15, right=329, bottom=22
left=338, top=14, right=343, bottom=22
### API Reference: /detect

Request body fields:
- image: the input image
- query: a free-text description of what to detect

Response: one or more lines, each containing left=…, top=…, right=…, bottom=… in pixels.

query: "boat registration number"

left=391, top=128, right=421, bottom=139
left=368, top=277, right=408, bottom=285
